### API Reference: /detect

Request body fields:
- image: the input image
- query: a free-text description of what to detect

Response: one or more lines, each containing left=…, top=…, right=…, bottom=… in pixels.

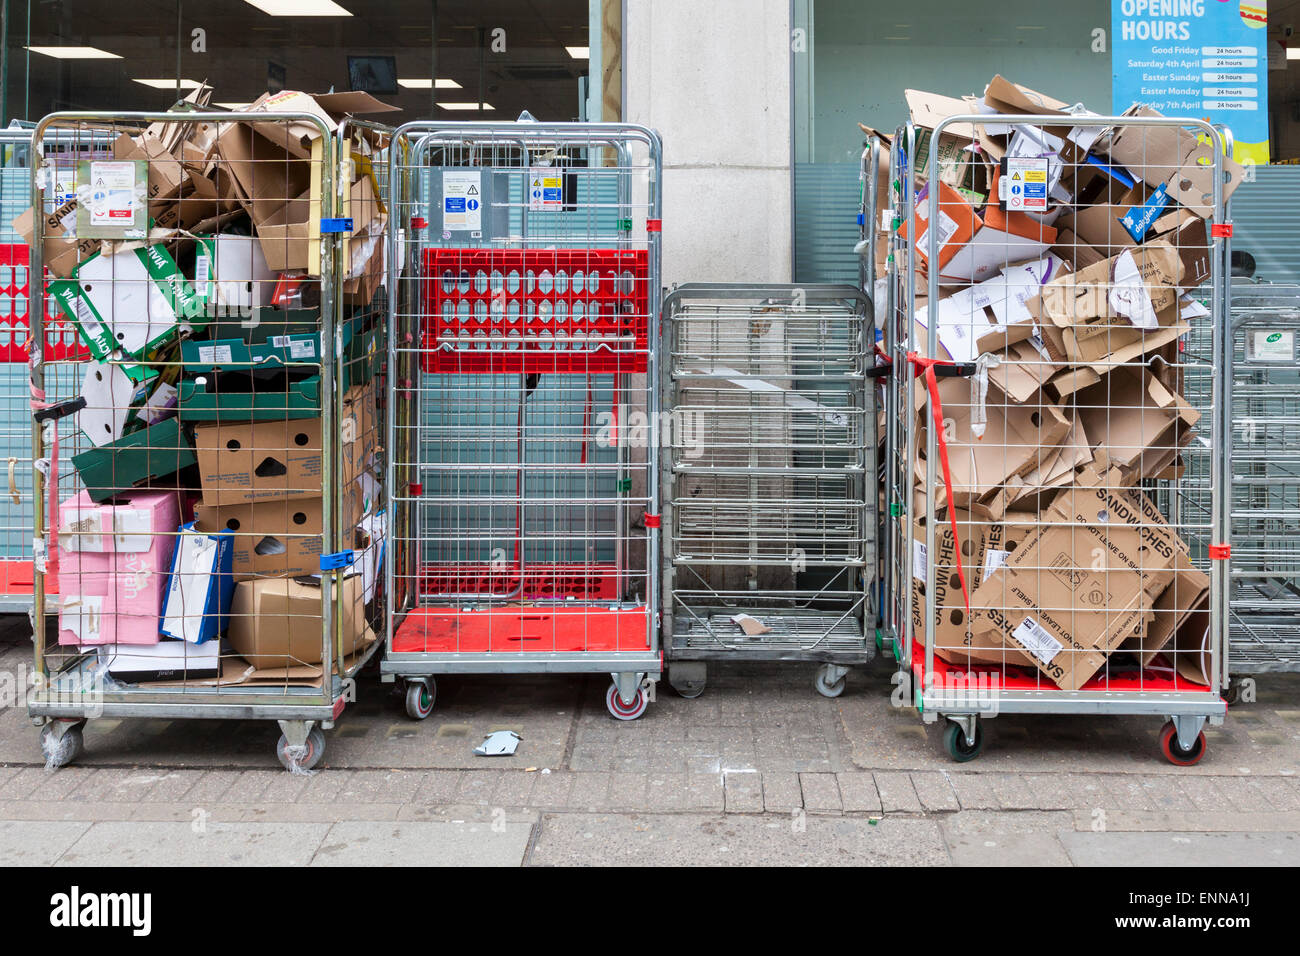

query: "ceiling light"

left=25, top=46, right=121, bottom=59
left=566, top=46, right=590, bottom=59
left=397, top=78, right=462, bottom=89
left=242, top=0, right=351, bottom=15
left=438, top=102, right=494, bottom=111
left=132, top=78, right=205, bottom=90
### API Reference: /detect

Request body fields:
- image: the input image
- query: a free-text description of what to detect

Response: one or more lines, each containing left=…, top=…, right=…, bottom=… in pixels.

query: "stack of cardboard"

left=28, top=88, right=391, bottom=684
left=888, top=76, right=1230, bottom=689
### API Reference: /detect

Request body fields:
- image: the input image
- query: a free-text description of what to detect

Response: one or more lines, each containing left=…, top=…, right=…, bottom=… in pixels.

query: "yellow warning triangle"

left=1012, top=171, right=1022, bottom=180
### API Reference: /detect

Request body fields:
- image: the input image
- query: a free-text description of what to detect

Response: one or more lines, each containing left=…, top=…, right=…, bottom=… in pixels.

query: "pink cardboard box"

left=57, top=489, right=180, bottom=646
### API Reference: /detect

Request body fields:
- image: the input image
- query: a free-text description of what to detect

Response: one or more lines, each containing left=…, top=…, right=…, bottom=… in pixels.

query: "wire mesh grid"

left=384, top=123, right=661, bottom=672
left=661, top=285, right=877, bottom=659
left=27, top=110, right=388, bottom=730
left=883, top=108, right=1231, bottom=721
left=1182, top=281, right=1300, bottom=672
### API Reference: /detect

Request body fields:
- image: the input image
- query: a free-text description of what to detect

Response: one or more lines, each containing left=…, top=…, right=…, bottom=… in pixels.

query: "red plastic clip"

left=408, top=483, right=424, bottom=497
left=646, top=218, right=662, bottom=233
left=643, top=513, right=661, bottom=528
left=1209, top=543, right=1231, bottom=560
left=411, top=216, right=428, bottom=230
left=1211, top=223, right=1233, bottom=238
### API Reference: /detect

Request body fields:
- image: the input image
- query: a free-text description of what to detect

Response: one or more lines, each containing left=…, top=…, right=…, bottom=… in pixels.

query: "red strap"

left=906, top=351, right=971, bottom=620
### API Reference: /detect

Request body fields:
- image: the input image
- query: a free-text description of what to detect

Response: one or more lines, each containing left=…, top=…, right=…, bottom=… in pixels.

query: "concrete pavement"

left=2, top=621, right=1298, bottom=866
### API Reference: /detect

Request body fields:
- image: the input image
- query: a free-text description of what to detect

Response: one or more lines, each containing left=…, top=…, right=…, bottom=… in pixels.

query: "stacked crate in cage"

left=24, top=93, right=390, bottom=717
left=663, top=287, right=873, bottom=674
left=888, top=76, right=1235, bottom=760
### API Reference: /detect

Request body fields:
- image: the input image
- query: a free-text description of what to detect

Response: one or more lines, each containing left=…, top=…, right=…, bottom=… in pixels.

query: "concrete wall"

left=624, top=0, right=791, bottom=286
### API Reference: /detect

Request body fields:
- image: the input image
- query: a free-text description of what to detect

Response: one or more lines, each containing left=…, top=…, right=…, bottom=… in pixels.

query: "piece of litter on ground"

left=541, top=768, right=551, bottom=774
left=525, top=766, right=537, bottom=772
left=473, top=730, right=522, bottom=756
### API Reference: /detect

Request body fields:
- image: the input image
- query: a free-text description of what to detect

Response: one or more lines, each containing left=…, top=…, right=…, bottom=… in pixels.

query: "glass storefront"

left=1, top=1, right=589, bottom=122
left=793, top=0, right=1300, bottom=283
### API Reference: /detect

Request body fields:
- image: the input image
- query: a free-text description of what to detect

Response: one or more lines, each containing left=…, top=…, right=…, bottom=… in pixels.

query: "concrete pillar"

left=624, top=0, right=792, bottom=285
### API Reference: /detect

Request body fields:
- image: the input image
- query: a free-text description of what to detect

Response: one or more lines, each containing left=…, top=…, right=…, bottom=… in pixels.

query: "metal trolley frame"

left=26, top=110, right=388, bottom=770
left=1184, top=278, right=1300, bottom=681
left=381, top=120, right=663, bottom=720
left=883, top=112, right=1232, bottom=762
left=659, top=282, right=880, bottom=699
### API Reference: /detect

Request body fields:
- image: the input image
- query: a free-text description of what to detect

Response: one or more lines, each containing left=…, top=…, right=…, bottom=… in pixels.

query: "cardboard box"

left=57, top=489, right=180, bottom=646
left=178, top=371, right=322, bottom=422
left=910, top=509, right=1036, bottom=668
left=970, top=466, right=1179, bottom=689
left=77, top=361, right=151, bottom=447
left=12, top=201, right=101, bottom=278
left=903, top=89, right=988, bottom=202
left=1077, top=367, right=1200, bottom=480
left=191, top=383, right=371, bottom=506
left=1103, top=106, right=1243, bottom=217
left=198, top=234, right=277, bottom=315
left=917, top=374, right=1070, bottom=511
left=215, top=121, right=313, bottom=229
left=71, top=417, right=197, bottom=503
left=194, top=492, right=365, bottom=581
left=48, top=242, right=212, bottom=360
left=227, top=574, right=375, bottom=668
left=898, top=180, right=980, bottom=275
left=1035, top=241, right=1184, bottom=365
left=192, top=416, right=326, bottom=505
left=1120, top=552, right=1210, bottom=667
left=159, top=522, right=235, bottom=644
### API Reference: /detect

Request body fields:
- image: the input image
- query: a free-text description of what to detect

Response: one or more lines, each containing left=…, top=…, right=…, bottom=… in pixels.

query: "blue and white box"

left=160, top=522, right=235, bottom=644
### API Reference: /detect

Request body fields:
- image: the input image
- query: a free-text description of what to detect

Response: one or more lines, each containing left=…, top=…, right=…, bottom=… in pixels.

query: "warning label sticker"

left=528, top=167, right=564, bottom=211
left=442, top=171, right=482, bottom=232
left=1004, top=156, right=1049, bottom=212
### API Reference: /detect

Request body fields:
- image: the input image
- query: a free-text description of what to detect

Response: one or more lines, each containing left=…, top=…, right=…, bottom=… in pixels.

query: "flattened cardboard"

left=1103, top=106, right=1243, bottom=217
left=13, top=201, right=101, bottom=278
left=970, top=466, right=1178, bottom=689
left=897, top=180, right=980, bottom=273
left=1077, top=367, right=1200, bottom=480
left=918, top=374, right=1070, bottom=508
left=910, top=510, right=1035, bottom=668
left=1120, top=552, right=1210, bottom=667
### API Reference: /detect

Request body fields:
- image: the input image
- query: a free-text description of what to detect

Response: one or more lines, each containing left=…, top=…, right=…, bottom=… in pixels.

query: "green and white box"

left=49, top=239, right=214, bottom=361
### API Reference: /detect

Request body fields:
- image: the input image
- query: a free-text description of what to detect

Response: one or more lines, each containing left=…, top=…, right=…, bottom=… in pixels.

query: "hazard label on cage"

left=442, top=171, right=482, bottom=232
left=77, top=160, right=147, bottom=238
left=528, top=167, right=564, bottom=211
left=1004, top=156, right=1049, bottom=212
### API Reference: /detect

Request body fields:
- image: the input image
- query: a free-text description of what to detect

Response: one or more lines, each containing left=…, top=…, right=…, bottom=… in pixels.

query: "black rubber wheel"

left=943, top=720, right=983, bottom=762
left=1159, top=721, right=1207, bottom=767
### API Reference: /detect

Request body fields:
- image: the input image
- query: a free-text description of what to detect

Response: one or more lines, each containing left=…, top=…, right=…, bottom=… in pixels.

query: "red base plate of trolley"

left=908, top=642, right=1227, bottom=766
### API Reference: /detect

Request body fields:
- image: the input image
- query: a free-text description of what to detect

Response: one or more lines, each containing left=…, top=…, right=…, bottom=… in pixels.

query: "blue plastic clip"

left=319, top=218, right=354, bottom=234
left=319, top=550, right=355, bottom=571
left=856, top=213, right=866, bottom=226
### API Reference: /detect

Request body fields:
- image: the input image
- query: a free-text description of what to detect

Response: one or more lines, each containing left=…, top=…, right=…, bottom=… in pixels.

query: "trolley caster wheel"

left=669, top=663, right=707, bottom=699
left=943, top=720, right=983, bottom=763
left=1223, top=682, right=1241, bottom=707
left=404, top=680, right=436, bottom=720
left=606, top=683, right=649, bottom=720
left=1159, top=721, right=1207, bottom=767
left=814, top=664, right=848, bottom=699
left=40, top=723, right=84, bottom=769
left=276, top=727, right=325, bottom=772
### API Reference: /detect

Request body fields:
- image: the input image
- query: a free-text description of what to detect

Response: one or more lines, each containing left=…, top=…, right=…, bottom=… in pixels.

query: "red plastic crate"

left=419, top=248, right=649, bottom=374
left=0, top=243, right=88, bottom=363
left=419, top=563, right=619, bottom=601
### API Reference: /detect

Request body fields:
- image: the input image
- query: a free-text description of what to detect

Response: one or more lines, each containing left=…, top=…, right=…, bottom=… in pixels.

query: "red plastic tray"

left=909, top=639, right=1217, bottom=694
left=419, top=248, right=649, bottom=374
left=419, top=563, right=619, bottom=601
left=0, top=243, right=88, bottom=363
left=391, top=605, right=651, bottom=654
